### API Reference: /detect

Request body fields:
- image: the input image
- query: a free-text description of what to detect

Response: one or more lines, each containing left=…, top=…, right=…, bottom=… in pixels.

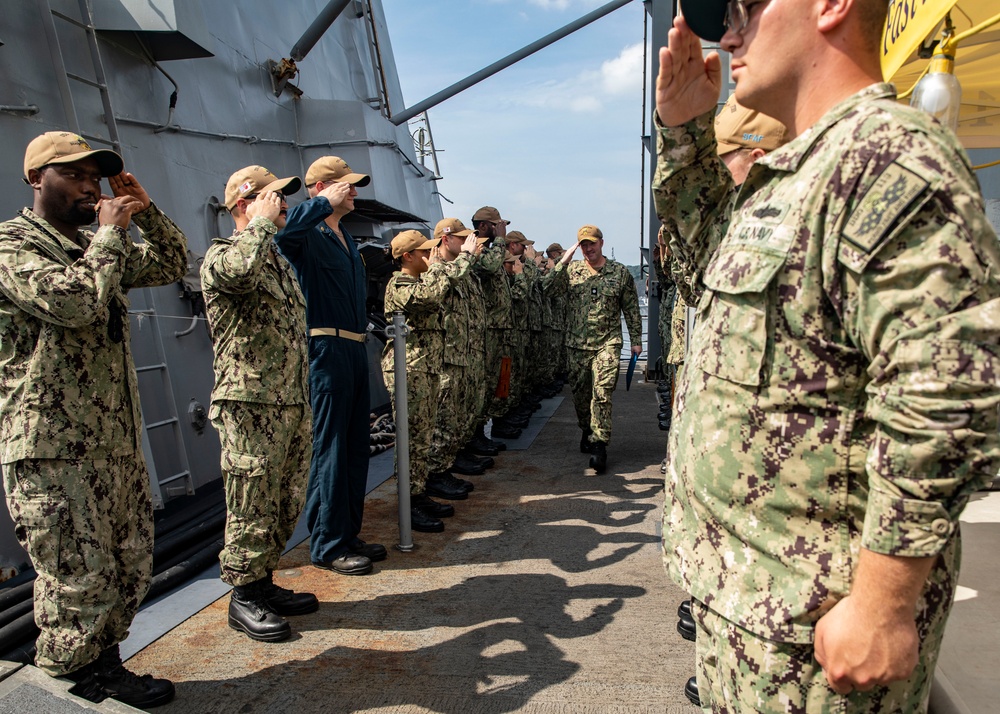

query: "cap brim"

left=579, top=236, right=600, bottom=242
left=335, top=173, right=371, bottom=187
left=680, top=0, right=727, bottom=42
left=476, top=236, right=491, bottom=244
left=423, top=237, right=442, bottom=249
left=716, top=140, right=742, bottom=156
left=49, top=149, right=124, bottom=177
left=262, top=176, right=302, bottom=196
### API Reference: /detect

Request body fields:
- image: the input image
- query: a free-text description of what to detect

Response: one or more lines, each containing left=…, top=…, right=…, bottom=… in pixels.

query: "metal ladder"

left=36, top=0, right=194, bottom=508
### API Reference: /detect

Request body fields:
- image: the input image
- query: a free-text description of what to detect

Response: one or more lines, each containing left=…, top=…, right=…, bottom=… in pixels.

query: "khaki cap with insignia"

left=715, top=95, right=790, bottom=156
left=24, top=131, right=124, bottom=180
left=391, top=229, right=439, bottom=259
left=578, top=225, right=603, bottom=242
left=305, top=156, right=371, bottom=187
left=472, top=206, right=510, bottom=225
left=224, top=166, right=302, bottom=210
left=505, top=230, right=534, bottom=246
left=434, top=217, right=474, bottom=240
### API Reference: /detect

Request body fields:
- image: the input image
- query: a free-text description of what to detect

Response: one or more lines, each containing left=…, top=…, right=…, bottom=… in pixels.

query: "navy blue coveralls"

left=275, top=196, right=370, bottom=564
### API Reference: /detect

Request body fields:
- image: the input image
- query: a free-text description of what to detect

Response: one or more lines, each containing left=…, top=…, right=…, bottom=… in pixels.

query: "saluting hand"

left=318, top=181, right=351, bottom=207
left=97, top=194, right=144, bottom=229
left=460, top=233, right=479, bottom=254
left=656, top=15, right=722, bottom=127
left=427, top=244, right=443, bottom=266
left=246, top=191, right=283, bottom=224
left=560, top=240, right=581, bottom=266
left=108, top=172, right=151, bottom=211
left=511, top=259, right=523, bottom=275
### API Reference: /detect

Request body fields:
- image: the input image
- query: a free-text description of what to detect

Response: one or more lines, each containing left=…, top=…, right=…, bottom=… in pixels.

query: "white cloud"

left=600, top=42, right=644, bottom=95
left=503, top=42, right=645, bottom=114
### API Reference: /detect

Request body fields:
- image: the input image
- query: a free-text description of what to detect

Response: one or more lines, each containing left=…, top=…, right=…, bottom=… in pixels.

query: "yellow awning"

left=882, top=1, right=1000, bottom=149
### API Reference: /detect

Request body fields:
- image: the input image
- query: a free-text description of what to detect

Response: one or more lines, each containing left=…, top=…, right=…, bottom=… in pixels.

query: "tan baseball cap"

left=472, top=206, right=510, bottom=225
left=224, top=166, right=302, bottom=210
left=578, top=225, right=603, bottom=242
left=391, top=229, right=439, bottom=259
left=24, top=131, right=123, bottom=180
left=502, top=250, right=516, bottom=263
left=305, top=156, right=371, bottom=187
left=546, top=242, right=564, bottom=256
left=715, top=95, right=790, bottom=156
left=505, top=230, right=534, bottom=246
left=434, top=217, right=474, bottom=240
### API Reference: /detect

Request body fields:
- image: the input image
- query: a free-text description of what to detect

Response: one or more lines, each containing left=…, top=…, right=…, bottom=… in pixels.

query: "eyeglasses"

left=245, top=191, right=286, bottom=201
left=724, top=0, right=770, bottom=35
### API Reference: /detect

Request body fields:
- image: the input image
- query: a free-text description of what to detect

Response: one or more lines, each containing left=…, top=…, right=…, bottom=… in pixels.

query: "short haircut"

left=857, top=0, right=890, bottom=53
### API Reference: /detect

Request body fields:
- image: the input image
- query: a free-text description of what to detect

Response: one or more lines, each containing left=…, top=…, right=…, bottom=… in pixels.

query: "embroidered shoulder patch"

left=843, top=162, right=928, bottom=254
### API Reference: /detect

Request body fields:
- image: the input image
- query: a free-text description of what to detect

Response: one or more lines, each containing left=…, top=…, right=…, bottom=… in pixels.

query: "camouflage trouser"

left=540, top=326, right=562, bottom=385
left=691, top=536, right=956, bottom=713
left=211, top=401, right=311, bottom=587
left=2, top=453, right=153, bottom=676
left=508, top=327, right=527, bottom=407
left=384, top=364, right=439, bottom=494
left=463, top=349, right=486, bottom=446
left=428, top=362, right=468, bottom=473
left=658, top=283, right=675, bottom=363
left=567, top=342, right=621, bottom=445
left=484, top=327, right=511, bottom=421
left=528, top=328, right=545, bottom=392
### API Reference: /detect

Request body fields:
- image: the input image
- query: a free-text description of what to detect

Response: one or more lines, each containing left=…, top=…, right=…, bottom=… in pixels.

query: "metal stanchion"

left=386, top=311, right=413, bottom=552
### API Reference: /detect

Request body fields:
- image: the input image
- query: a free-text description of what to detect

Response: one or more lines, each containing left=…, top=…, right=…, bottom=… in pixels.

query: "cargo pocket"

left=221, top=451, right=267, bottom=519
left=14, top=500, right=65, bottom=574
left=689, top=247, right=787, bottom=387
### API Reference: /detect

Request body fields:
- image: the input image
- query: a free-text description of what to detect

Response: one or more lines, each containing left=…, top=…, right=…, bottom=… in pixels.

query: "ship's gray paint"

left=0, top=0, right=442, bottom=569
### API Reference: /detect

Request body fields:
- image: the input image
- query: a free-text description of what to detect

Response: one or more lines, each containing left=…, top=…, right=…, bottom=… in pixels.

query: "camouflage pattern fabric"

left=652, top=253, right=676, bottom=368
left=653, top=81, right=1000, bottom=659
left=428, top=362, right=468, bottom=474
left=0, top=205, right=188, bottom=462
left=691, top=532, right=954, bottom=714
left=547, top=257, right=641, bottom=445
left=507, top=270, right=531, bottom=407
left=0, top=203, right=186, bottom=676
left=567, top=343, right=621, bottom=445
left=3, top=454, right=153, bottom=676
left=381, top=263, right=456, bottom=492
left=549, top=258, right=642, bottom=353
left=210, top=401, right=311, bottom=586
left=202, top=216, right=314, bottom=586
left=665, top=256, right=688, bottom=366
left=476, top=239, right=514, bottom=420
left=201, top=217, right=309, bottom=406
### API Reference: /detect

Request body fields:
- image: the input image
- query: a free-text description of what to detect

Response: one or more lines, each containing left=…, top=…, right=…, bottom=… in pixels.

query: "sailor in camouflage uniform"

left=0, top=132, right=186, bottom=708
left=382, top=229, right=481, bottom=532
left=201, top=166, right=319, bottom=643
left=655, top=2, right=1000, bottom=711
left=425, top=218, right=481, bottom=498
left=548, top=225, right=642, bottom=473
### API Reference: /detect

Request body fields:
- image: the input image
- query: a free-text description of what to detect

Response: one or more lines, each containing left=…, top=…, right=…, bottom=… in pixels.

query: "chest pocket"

left=690, top=244, right=788, bottom=387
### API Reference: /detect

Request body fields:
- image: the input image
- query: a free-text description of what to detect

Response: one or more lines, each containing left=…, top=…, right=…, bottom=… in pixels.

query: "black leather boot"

left=229, top=579, right=292, bottom=642
left=491, top=422, right=522, bottom=439
left=450, top=454, right=486, bottom=476
left=410, top=493, right=446, bottom=532
left=458, top=449, right=494, bottom=469
left=677, top=599, right=696, bottom=642
left=684, top=675, right=701, bottom=706
left=589, top=442, right=607, bottom=473
left=580, top=428, right=595, bottom=454
left=412, top=492, right=455, bottom=518
left=66, top=644, right=176, bottom=709
left=263, top=571, right=319, bottom=616
left=426, top=473, right=469, bottom=500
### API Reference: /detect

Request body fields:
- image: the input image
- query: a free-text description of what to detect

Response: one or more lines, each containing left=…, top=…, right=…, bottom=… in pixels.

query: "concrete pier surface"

left=125, top=375, right=699, bottom=713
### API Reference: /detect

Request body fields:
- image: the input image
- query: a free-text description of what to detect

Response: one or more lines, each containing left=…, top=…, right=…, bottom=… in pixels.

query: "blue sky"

left=382, top=0, right=650, bottom=267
